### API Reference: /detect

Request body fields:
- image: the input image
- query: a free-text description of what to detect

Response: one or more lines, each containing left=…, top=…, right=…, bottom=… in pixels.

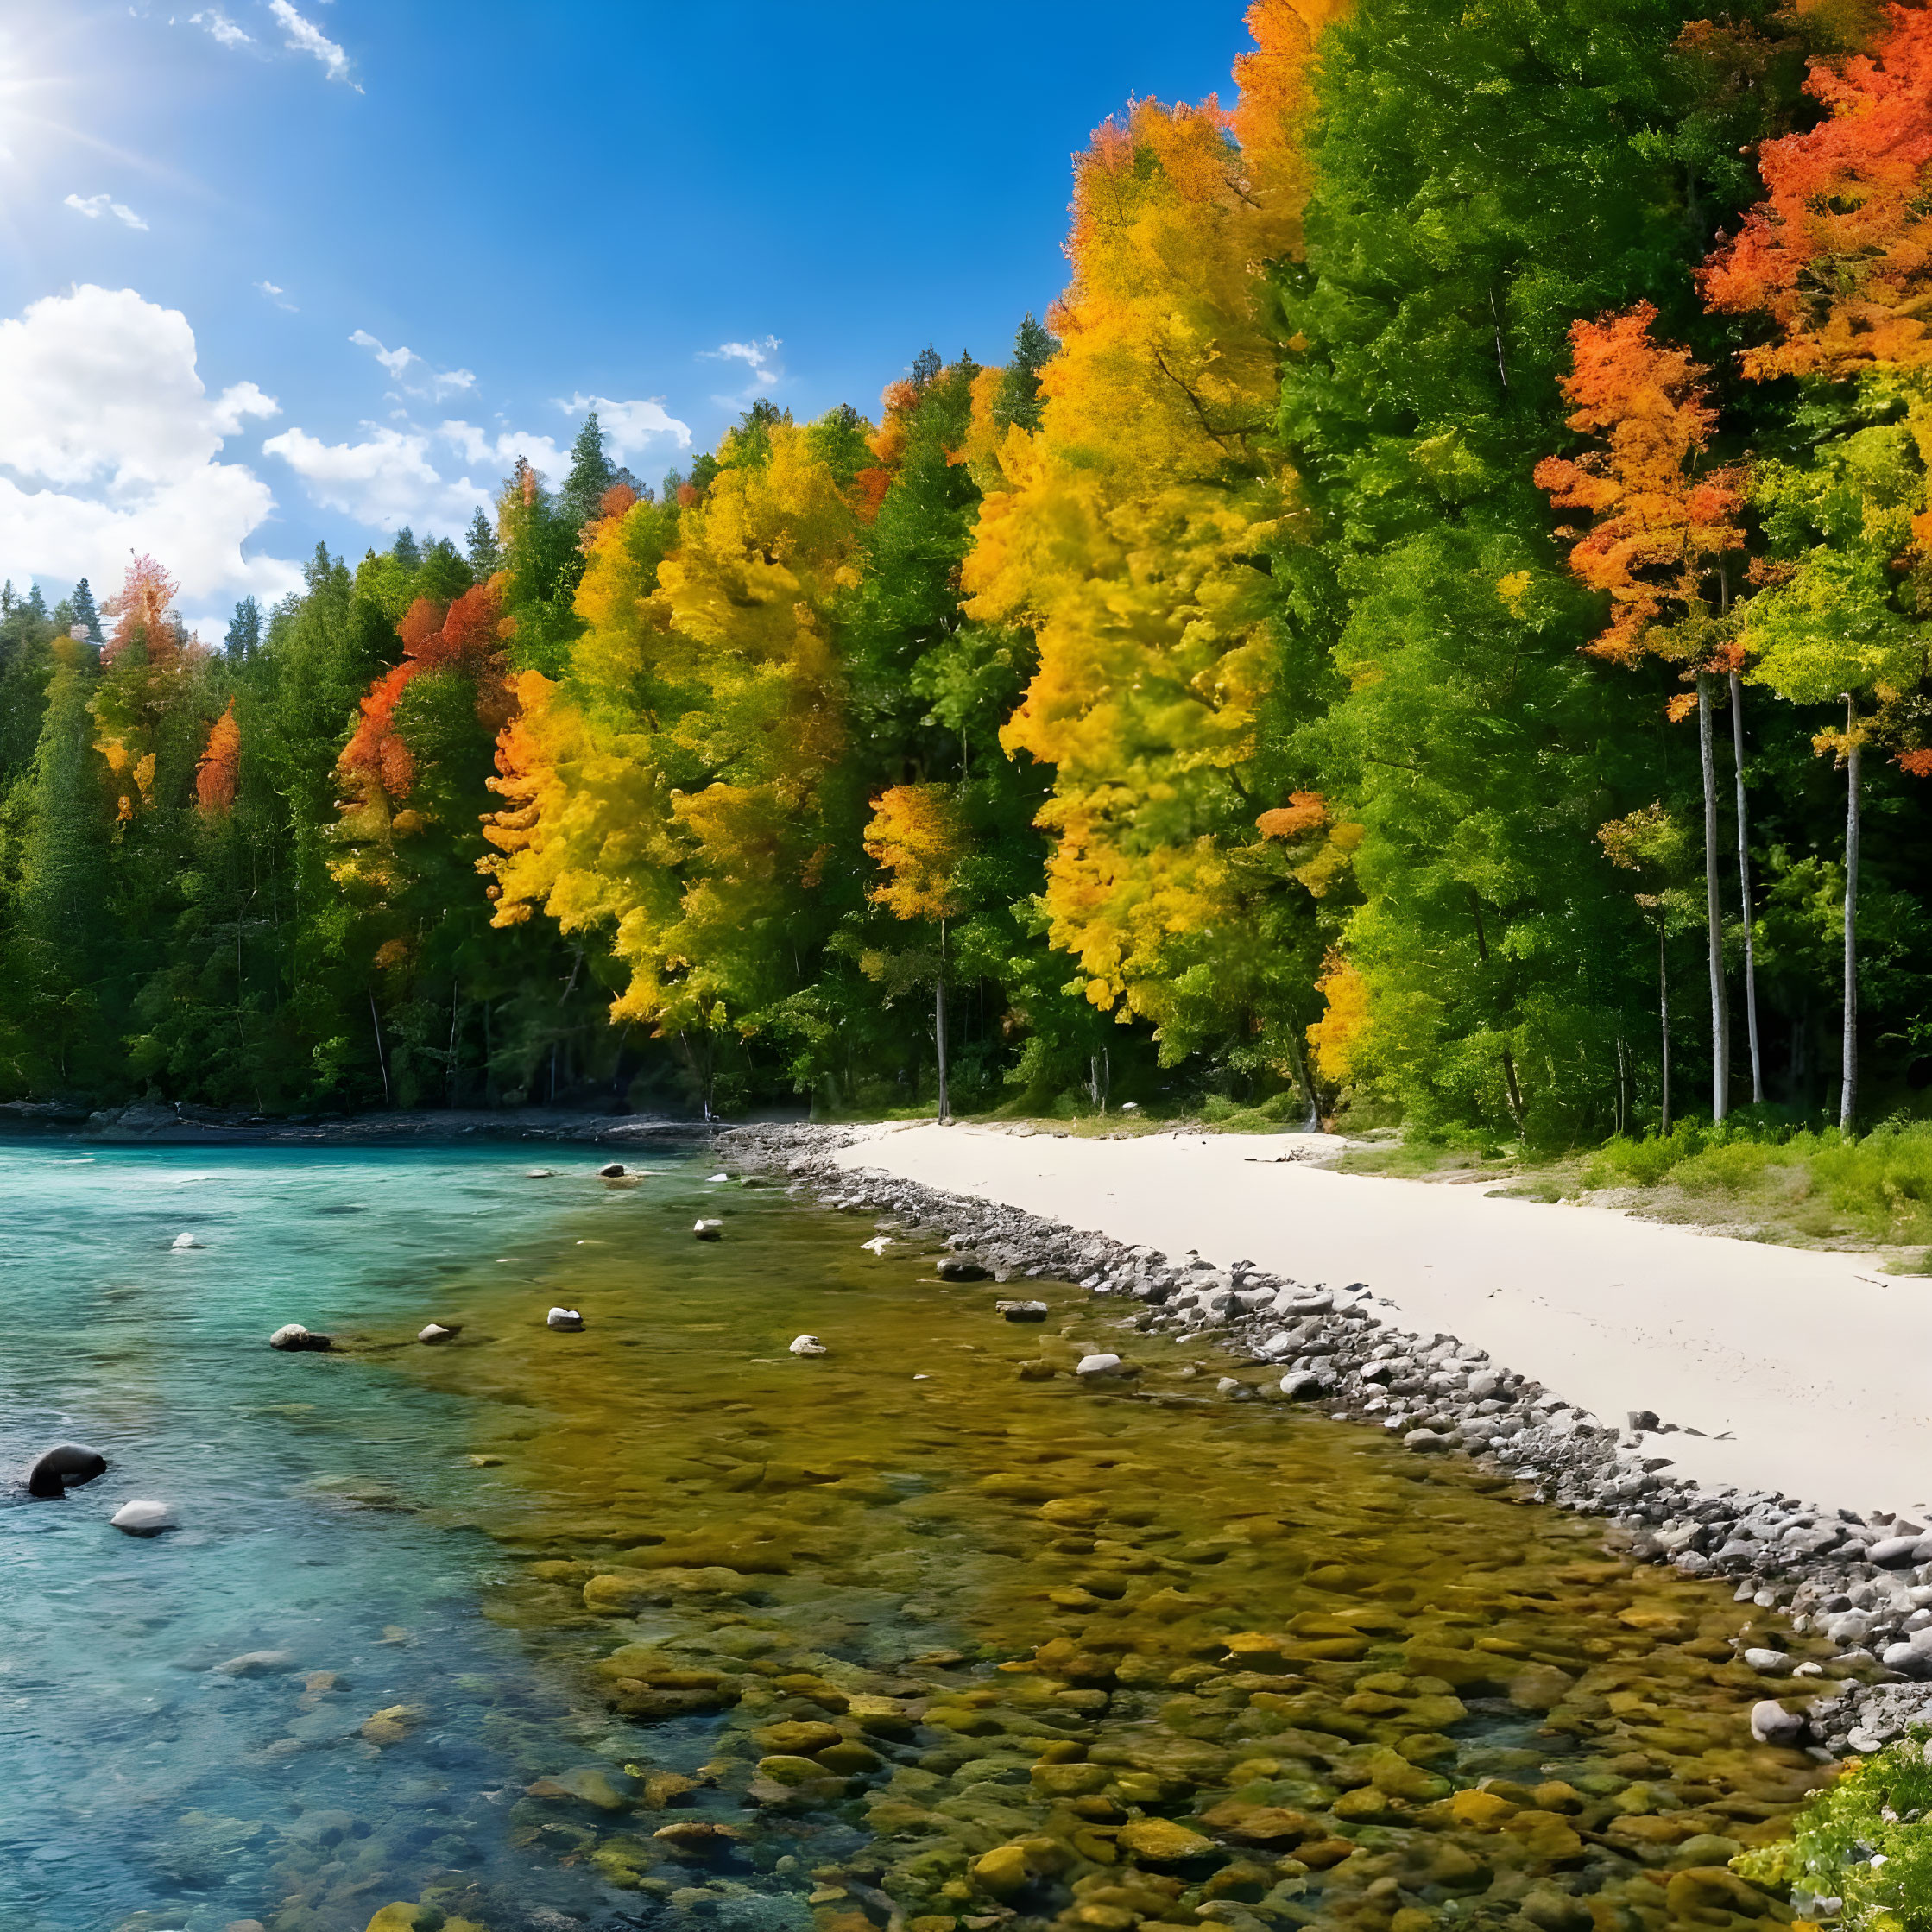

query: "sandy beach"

left=833, top=1122, right=1929, bottom=1521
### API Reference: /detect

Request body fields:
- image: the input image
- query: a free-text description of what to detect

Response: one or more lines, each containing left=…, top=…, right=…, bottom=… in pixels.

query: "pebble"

left=111, top=1500, right=176, bottom=1536
left=268, top=1323, right=331, bottom=1352
left=789, top=1335, right=827, bottom=1356
left=546, top=1307, right=584, bottom=1331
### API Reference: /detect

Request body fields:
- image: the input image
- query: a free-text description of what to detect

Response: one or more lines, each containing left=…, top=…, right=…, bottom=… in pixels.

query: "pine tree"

left=465, top=507, right=502, bottom=579
left=70, top=577, right=100, bottom=642
left=392, top=527, right=421, bottom=575
left=994, top=313, right=1058, bottom=435
left=910, top=344, right=943, bottom=390
left=560, top=410, right=617, bottom=529
left=224, top=595, right=262, bottom=661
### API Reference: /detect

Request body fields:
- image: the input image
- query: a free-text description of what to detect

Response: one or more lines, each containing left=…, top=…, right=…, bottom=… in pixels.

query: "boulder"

left=27, top=1443, right=106, bottom=1498
left=269, top=1324, right=331, bottom=1352
left=937, top=1255, right=989, bottom=1282
left=1749, top=1699, right=1805, bottom=1746
left=597, top=1163, right=627, bottom=1178
left=694, top=1219, right=723, bottom=1241
left=1075, top=1353, right=1122, bottom=1377
left=546, top=1307, right=585, bottom=1331
left=996, top=1299, right=1049, bottom=1323
left=111, top=1500, right=176, bottom=1536
left=1278, top=1371, right=1323, bottom=1401
left=789, top=1335, right=827, bottom=1356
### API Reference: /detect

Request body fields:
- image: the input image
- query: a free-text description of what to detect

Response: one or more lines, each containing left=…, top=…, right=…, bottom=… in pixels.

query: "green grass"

left=1581, top=1118, right=1932, bottom=1246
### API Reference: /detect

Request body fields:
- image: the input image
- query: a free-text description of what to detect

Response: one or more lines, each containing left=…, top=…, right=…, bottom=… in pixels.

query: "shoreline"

left=717, top=1120, right=1932, bottom=1764
left=0, top=1099, right=728, bottom=1145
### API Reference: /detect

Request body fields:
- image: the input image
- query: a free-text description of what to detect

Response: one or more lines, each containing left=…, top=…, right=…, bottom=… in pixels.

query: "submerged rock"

left=269, top=1323, right=331, bottom=1352
left=789, top=1334, right=827, bottom=1357
left=1076, top=1353, right=1123, bottom=1378
left=694, top=1219, right=724, bottom=1241
left=598, top=1162, right=628, bottom=1178
left=417, top=1323, right=460, bottom=1344
left=171, top=1232, right=204, bottom=1250
left=211, top=1650, right=295, bottom=1677
left=546, top=1307, right=585, bottom=1331
left=27, top=1443, right=107, bottom=1498
left=111, top=1500, right=176, bottom=1536
left=997, top=1299, right=1050, bottom=1323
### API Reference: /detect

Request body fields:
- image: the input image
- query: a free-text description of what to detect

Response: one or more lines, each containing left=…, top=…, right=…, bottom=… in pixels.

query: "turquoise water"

left=0, top=1141, right=695, bottom=1932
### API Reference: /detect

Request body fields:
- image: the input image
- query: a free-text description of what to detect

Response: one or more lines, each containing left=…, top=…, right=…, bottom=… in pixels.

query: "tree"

left=224, top=596, right=262, bottom=661
left=863, top=783, right=969, bottom=1122
left=560, top=410, right=618, bottom=530
left=1598, top=804, right=1697, bottom=1132
left=196, top=698, right=242, bottom=814
left=466, top=507, right=502, bottom=580
left=70, top=577, right=100, bottom=644
left=1534, top=301, right=1749, bottom=1121
left=994, top=313, right=1058, bottom=436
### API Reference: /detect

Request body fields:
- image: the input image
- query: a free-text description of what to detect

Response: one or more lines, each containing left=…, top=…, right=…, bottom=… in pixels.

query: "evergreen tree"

left=70, top=577, right=100, bottom=642
left=391, top=526, right=421, bottom=575
left=559, top=410, right=617, bottom=529
left=224, top=596, right=262, bottom=661
left=994, top=313, right=1058, bottom=435
left=910, top=344, right=943, bottom=390
left=465, top=507, right=502, bottom=579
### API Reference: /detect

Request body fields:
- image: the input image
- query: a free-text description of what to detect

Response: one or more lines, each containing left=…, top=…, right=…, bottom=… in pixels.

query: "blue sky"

left=0, top=1, right=1252, bottom=633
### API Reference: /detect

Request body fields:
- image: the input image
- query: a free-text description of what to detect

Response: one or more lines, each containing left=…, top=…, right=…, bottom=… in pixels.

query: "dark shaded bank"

left=0, top=1098, right=755, bottom=1144
left=717, top=1124, right=1932, bottom=1765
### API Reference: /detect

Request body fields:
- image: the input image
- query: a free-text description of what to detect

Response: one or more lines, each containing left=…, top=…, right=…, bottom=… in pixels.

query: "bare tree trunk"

left=1728, top=672, right=1762, bottom=1106
left=935, top=921, right=951, bottom=1126
left=1841, top=705, right=1861, bottom=1133
left=1698, top=672, right=1730, bottom=1121
left=368, top=989, right=391, bottom=1106
left=1658, top=911, right=1671, bottom=1135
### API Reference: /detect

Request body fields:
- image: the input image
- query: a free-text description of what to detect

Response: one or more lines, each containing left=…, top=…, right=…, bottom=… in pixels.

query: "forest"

left=3, top=0, right=1932, bottom=1145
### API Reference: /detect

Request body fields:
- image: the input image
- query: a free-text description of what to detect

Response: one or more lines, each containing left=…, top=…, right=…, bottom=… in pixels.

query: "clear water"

left=0, top=1141, right=1822, bottom=1932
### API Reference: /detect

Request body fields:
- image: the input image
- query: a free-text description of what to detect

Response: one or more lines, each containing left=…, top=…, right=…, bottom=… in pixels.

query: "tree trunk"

left=1841, top=710, right=1861, bottom=1133
left=368, top=989, right=391, bottom=1107
left=1697, top=672, right=1730, bottom=1121
left=1657, top=911, right=1671, bottom=1136
left=935, top=921, right=951, bottom=1127
left=1728, top=672, right=1762, bottom=1106
left=1285, top=1020, right=1320, bottom=1130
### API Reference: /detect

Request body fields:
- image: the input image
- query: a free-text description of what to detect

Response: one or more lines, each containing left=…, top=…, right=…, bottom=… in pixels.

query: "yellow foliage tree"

left=962, top=0, right=1346, bottom=1080
left=483, top=423, right=858, bottom=1112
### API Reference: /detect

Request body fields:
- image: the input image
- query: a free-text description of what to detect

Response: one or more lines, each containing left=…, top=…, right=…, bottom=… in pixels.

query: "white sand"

left=834, top=1123, right=1930, bottom=1519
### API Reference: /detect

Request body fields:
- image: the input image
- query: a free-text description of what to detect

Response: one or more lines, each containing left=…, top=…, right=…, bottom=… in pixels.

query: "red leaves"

left=598, top=483, right=639, bottom=522
left=1702, top=3, right=1932, bottom=378
left=1256, top=791, right=1329, bottom=840
left=339, top=581, right=506, bottom=804
left=194, top=698, right=241, bottom=815
left=1534, top=301, right=1745, bottom=666
left=103, top=553, right=180, bottom=666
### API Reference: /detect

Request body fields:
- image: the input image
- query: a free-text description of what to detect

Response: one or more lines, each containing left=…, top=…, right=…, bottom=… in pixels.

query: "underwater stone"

left=268, top=1323, right=331, bottom=1352
left=111, top=1499, right=175, bottom=1536
left=417, top=1323, right=459, bottom=1343
left=546, top=1307, right=584, bottom=1331
left=695, top=1219, right=723, bottom=1241
left=598, top=1163, right=628, bottom=1178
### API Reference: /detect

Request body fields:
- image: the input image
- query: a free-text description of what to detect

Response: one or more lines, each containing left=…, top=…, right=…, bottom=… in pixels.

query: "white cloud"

left=350, top=328, right=474, bottom=401
left=704, top=337, right=781, bottom=388
left=269, top=0, right=360, bottom=88
left=0, top=284, right=300, bottom=609
left=189, top=7, right=252, bottom=47
left=65, top=192, right=149, bottom=231
left=256, top=279, right=295, bottom=311
left=555, top=392, right=692, bottom=461
left=263, top=420, right=576, bottom=534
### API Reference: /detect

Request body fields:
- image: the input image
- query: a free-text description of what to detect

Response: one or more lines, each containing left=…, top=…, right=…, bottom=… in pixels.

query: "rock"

left=1743, top=1647, right=1791, bottom=1673
left=789, top=1335, right=827, bottom=1356
left=937, top=1255, right=989, bottom=1281
left=417, top=1323, right=460, bottom=1344
left=171, top=1232, right=204, bottom=1250
left=1403, top=1428, right=1452, bottom=1452
left=1278, top=1371, right=1323, bottom=1401
left=268, top=1323, right=331, bottom=1352
left=546, top=1307, right=584, bottom=1331
left=359, top=1702, right=425, bottom=1746
left=1076, top=1353, right=1123, bottom=1377
left=1664, top=1869, right=1772, bottom=1922
left=860, top=1235, right=893, bottom=1254
left=1119, top=1817, right=1215, bottom=1863
left=1016, top=1360, right=1057, bottom=1380
left=211, top=1650, right=295, bottom=1676
left=996, top=1299, right=1049, bottom=1322
left=598, top=1162, right=628, bottom=1178
left=1749, top=1698, right=1805, bottom=1746
left=27, top=1443, right=107, bottom=1498
left=111, top=1500, right=176, bottom=1536
left=527, top=1168, right=554, bottom=1178
left=708, top=1172, right=729, bottom=1183
left=694, top=1219, right=723, bottom=1241
left=1870, top=1533, right=1924, bottom=1568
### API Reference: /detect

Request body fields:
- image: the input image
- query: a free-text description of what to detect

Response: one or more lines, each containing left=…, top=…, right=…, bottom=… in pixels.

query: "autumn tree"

left=1535, top=301, right=1750, bottom=1119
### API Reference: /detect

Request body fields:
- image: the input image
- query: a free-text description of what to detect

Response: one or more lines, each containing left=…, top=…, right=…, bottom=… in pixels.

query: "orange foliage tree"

left=195, top=698, right=241, bottom=815
left=1536, top=301, right=1752, bottom=1117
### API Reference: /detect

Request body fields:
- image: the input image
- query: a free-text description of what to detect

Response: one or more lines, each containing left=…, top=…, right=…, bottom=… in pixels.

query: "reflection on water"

left=0, top=1144, right=1819, bottom=1932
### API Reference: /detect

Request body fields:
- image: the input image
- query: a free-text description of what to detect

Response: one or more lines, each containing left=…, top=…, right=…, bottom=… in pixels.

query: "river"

left=0, top=1141, right=1817, bottom=1932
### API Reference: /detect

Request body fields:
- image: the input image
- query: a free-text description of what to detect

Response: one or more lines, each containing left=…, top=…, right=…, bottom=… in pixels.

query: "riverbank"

left=719, top=1120, right=1932, bottom=1763
left=0, top=1098, right=725, bottom=1143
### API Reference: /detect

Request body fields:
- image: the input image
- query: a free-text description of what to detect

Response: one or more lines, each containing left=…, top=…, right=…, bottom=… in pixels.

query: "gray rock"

left=788, top=1334, right=827, bottom=1357
left=1750, top=1699, right=1806, bottom=1746
left=27, top=1443, right=107, bottom=1499
left=1743, top=1647, right=1791, bottom=1673
left=417, top=1323, right=460, bottom=1344
left=1075, top=1353, right=1123, bottom=1377
left=111, top=1500, right=176, bottom=1536
left=1278, top=1371, right=1323, bottom=1401
left=597, top=1163, right=627, bottom=1178
left=1870, top=1534, right=1923, bottom=1569
left=546, top=1307, right=584, bottom=1331
left=1403, top=1428, right=1451, bottom=1453
left=211, top=1650, right=296, bottom=1677
left=693, top=1218, right=723, bottom=1241
left=996, top=1299, right=1049, bottom=1323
